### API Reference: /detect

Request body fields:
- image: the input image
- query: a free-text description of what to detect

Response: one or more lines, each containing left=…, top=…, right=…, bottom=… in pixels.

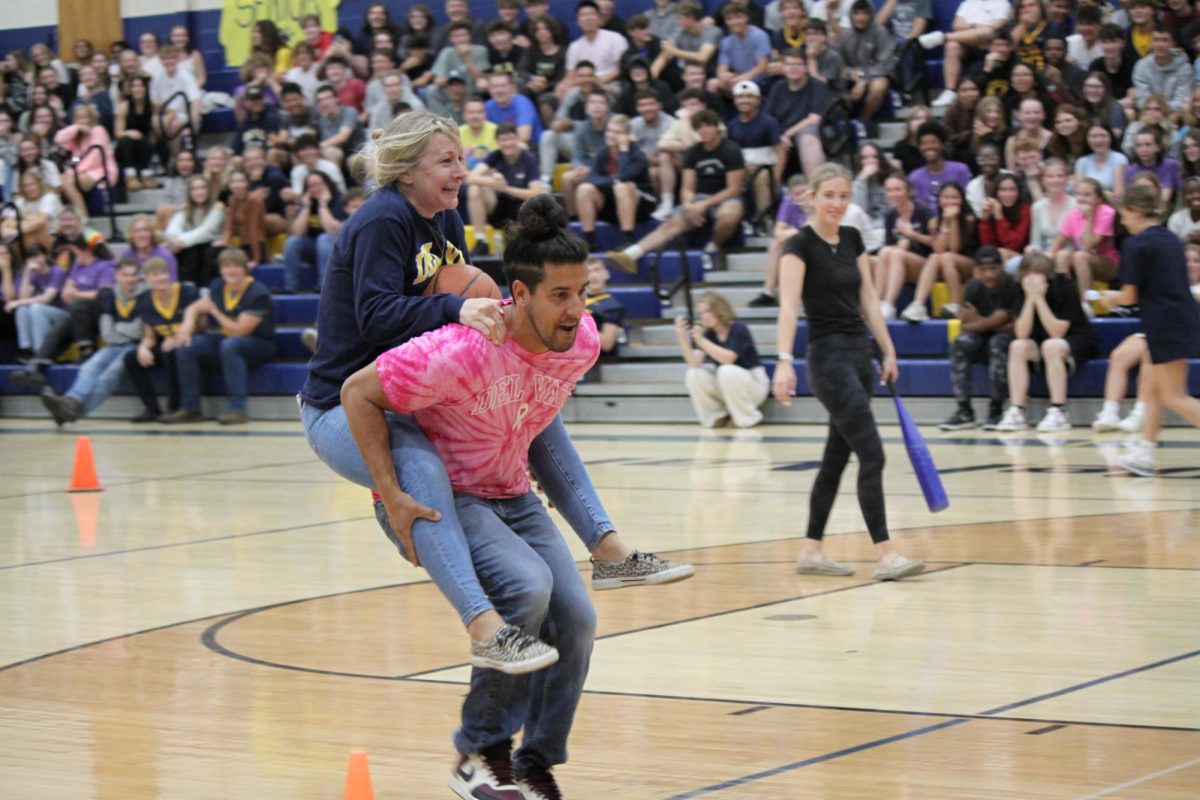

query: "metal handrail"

left=1, top=201, right=26, bottom=264
left=648, top=235, right=696, bottom=325
left=157, top=90, right=196, bottom=151
left=71, top=143, right=122, bottom=242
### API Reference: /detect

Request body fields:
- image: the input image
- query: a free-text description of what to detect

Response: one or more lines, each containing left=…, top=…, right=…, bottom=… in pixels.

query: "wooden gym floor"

left=0, top=419, right=1197, bottom=799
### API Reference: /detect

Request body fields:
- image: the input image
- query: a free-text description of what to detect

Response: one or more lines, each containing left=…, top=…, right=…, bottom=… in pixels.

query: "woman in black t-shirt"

left=773, top=164, right=925, bottom=582
left=676, top=291, right=769, bottom=428
left=1100, top=185, right=1200, bottom=476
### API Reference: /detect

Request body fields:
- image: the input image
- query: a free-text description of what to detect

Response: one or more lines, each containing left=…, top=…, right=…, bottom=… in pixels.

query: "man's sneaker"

left=747, top=292, right=779, bottom=308
left=874, top=553, right=926, bottom=581
left=1036, top=406, right=1071, bottom=433
left=795, top=553, right=855, bottom=576
left=517, top=765, right=563, bottom=800
left=939, top=406, right=978, bottom=431
left=993, top=406, right=1029, bottom=432
left=939, top=302, right=961, bottom=319
left=1117, top=412, right=1144, bottom=433
left=450, top=740, right=524, bottom=800
left=8, top=365, right=47, bottom=389
left=919, top=30, right=946, bottom=49
left=880, top=302, right=896, bottom=320
left=604, top=250, right=639, bottom=274
left=900, top=301, right=929, bottom=322
left=1116, top=445, right=1156, bottom=477
left=471, top=624, right=559, bottom=675
left=1092, top=407, right=1122, bottom=432
left=41, top=388, right=82, bottom=426
left=651, top=202, right=673, bottom=221
left=591, top=550, right=695, bottom=590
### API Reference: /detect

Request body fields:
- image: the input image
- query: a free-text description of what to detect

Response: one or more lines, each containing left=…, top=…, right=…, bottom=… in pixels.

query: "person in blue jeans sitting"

left=282, top=171, right=348, bottom=293
left=40, top=258, right=146, bottom=425
left=167, top=248, right=277, bottom=425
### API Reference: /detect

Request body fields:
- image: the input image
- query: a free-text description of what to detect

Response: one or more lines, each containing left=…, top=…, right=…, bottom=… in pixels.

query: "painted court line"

left=663, top=719, right=971, bottom=800
left=1075, top=756, right=1200, bottom=799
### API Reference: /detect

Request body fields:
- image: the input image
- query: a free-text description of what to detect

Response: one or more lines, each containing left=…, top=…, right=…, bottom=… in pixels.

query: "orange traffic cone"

left=343, top=751, right=375, bottom=800
left=68, top=436, right=103, bottom=493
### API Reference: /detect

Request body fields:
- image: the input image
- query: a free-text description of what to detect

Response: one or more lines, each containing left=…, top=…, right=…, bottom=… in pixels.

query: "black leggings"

left=805, top=333, right=889, bottom=544
left=116, top=135, right=154, bottom=173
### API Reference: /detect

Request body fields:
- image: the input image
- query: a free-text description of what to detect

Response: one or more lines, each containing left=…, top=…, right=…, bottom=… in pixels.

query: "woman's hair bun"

left=514, top=194, right=568, bottom=241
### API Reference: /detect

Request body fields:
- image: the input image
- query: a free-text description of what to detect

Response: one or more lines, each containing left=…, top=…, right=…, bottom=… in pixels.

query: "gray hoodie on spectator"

left=836, top=19, right=896, bottom=81
left=1132, top=49, right=1194, bottom=113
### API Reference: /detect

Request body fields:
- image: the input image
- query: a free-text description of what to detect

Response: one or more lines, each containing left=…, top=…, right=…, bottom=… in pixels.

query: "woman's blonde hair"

left=364, top=110, right=461, bottom=190
left=698, top=291, right=737, bottom=328
left=807, top=163, right=852, bottom=194
left=126, top=214, right=156, bottom=245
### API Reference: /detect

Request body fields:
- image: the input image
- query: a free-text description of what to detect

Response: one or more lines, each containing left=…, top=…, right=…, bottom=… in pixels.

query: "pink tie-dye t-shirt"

left=376, top=315, right=600, bottom=498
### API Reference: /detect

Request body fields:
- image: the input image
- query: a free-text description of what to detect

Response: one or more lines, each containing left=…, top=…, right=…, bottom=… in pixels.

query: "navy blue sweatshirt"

left=301, top=186, right=470, bottom=409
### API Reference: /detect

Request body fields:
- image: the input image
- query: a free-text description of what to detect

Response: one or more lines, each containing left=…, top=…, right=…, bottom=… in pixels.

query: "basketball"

left=421, top=263, right=503, bottom=299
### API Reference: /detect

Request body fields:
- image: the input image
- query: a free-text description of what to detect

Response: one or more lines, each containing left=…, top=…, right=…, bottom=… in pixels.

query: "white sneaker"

left=1082, top=301, right=1095, bottom=320
left=651, top=202, right=673, bottom=221
left=873, top=553, right=926, bottom=581
left=940, top=302, right=961, bottom=318
left=1117, top=413, right=1144, bottom=433
left=1092, top=408, right=1122, bottom=432
left=1036, top=406, right=1071, bottom=433
left=1116, top=445, right=1155, bottom=477
left=919, top=31, right=947, bottom=49
left=901, top=301, right=929, bottom=322
left=931, top=88, right=957, bottom=107
left=993, top=406, right=1029, bottom=432
left=880, top=302, right=896, bottom=321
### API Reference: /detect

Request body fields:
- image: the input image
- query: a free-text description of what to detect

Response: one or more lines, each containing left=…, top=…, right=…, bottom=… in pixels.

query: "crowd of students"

left=2, top=0, right=1200, bottom=429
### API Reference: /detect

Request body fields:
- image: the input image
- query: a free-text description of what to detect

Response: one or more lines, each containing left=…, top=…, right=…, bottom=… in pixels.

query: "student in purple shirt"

left=907, top=121, right=973, bottom=212
left=1, top=243, right=68, bottom=361
left=1125, top=128, right=1183, bottom=207
left=9, top=236, right=117, bottom=388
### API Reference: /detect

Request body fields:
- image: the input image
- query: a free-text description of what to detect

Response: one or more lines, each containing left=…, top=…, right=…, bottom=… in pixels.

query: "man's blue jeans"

left=175, top=333, right=277, bottom=412
left=300, top=401, right=614, bottom=625
left=452, top=491, right=595, bottom=775
left=66, top=344, right=136, bottom=413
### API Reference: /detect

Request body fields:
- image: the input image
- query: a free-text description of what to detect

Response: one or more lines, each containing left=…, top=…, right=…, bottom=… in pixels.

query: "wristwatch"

left=776, top=353, right=794, bottom=362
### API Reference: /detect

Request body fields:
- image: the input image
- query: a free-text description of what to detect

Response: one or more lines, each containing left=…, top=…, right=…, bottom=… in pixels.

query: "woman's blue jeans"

left=300, top=400, right=613, bottom=625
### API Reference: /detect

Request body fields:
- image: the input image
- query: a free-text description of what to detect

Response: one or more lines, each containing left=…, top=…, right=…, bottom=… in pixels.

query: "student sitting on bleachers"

left=283, top=172, right=350, bottom=293
left=918, top=0, right=1014, bottom=109
left=875, top=173, right=933, bottom=320
left=575, top=114, right=656, bottom=251
left=749, top=173, right=808, bottom=309
left=39, top=258, right=144, bottom=425
left=168, top=248, right=277, bottom=425
left=995, top=252, right=1097, bottom=432
left=124, top=256, right=194, bottom=422
left=465, top=122, right=544, bottom=256
left=164, top=175, right=226, bottom=287
left=2, top=169, right=61, bottom=250
left=939, top=246, right=1023, bottom=431
left=1049, top=177, right=1119, bottom=317
left=585, top=256, right=626, bottom=357
left=54, top=104, right=116, bottom=214
left=8, top=235, right=115, bottom=387
left=155, top=150, right=199, bottom=233
left=902, top=181, right=979, bottom=322
left=213, top=169, right=266, bottom=269
left=120, top=214, right=178, bottom=280
left=2, top=244, right=65, bottom=361
left=677, top=290, right=769, bottom=428
left=605, top=109, right=745, bottom=273
left=150, top=45, right=202, bottom=153
left=114, top=75, right=156, bottom=190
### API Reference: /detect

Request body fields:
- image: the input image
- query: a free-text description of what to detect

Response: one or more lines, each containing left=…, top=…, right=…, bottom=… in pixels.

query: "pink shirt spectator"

left=1059, top=203, right=1120, bottom=265
left=53, top=124, right=118, bottom=185
left=376, top=315, right=600, bottom=499
left=565, top=29, right=629, bottom=79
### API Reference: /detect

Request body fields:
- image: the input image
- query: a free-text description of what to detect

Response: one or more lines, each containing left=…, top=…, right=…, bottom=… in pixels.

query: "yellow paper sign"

left=219, top=0, right=342, bottom=68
